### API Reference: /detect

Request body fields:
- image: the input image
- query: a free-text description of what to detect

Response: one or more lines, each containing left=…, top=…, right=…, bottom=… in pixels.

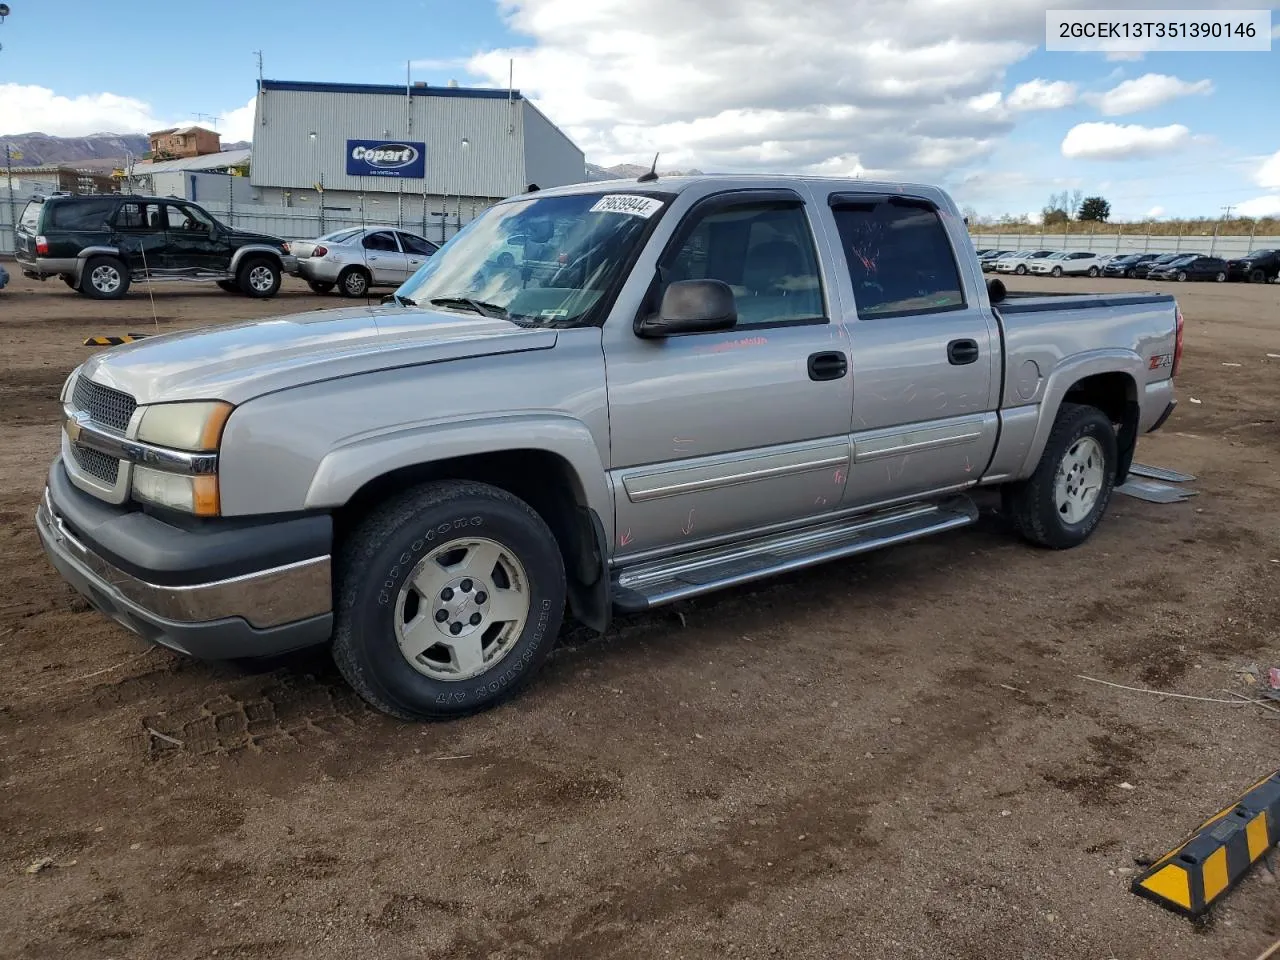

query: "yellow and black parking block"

left=1132, top=770, right=1280, bottom=919
left=83, top=334, right=151, bottom=346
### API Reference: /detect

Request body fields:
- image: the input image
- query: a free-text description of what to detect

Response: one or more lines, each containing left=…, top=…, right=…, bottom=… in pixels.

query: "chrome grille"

left=72, top=377, right=136, bottom=433
left=70, top=443, right=120, bottom=484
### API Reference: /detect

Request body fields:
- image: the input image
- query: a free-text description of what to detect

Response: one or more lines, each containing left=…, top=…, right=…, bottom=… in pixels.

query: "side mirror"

left=637, top=279, right=738, bottom=338
left=986, top=277, right=1006, bottom=304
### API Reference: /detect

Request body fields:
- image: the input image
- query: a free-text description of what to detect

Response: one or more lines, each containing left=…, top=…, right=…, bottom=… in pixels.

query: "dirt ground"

left=0, top=269, right=1277, bottom=960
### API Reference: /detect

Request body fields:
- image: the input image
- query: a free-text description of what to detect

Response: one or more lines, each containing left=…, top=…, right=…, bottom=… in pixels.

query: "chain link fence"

left=969, top=231, right=1275, bottom=260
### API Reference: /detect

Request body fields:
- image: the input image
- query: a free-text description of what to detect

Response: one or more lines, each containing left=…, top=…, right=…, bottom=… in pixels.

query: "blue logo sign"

left=346, top=140, right=426, bottom=179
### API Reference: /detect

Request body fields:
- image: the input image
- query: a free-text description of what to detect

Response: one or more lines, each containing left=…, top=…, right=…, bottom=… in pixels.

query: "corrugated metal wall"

left=521, top=101, right=586, bottom=189
left=251, top=88, right=535, bottom=199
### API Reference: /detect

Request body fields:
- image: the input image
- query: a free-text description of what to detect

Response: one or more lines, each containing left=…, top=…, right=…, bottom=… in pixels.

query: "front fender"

left=1015, top=349, right=1143, bottom=477
left=304, top=413, right=614, bottom=542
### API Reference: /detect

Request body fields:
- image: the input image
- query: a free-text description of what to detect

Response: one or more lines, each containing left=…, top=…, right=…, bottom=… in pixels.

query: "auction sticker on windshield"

left=590, top=195, right=665, bottom=218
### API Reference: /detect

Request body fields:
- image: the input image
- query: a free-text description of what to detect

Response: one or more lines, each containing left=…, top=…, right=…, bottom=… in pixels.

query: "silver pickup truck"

left=37, top=175, right=1182, bottom=720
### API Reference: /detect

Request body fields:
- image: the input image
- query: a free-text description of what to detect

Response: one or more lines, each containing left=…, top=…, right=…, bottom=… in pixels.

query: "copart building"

left=247, top=79, right=585, bottom=223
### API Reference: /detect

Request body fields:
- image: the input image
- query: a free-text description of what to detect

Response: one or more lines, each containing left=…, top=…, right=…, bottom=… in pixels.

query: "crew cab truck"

left=36, top=175, right=1183, bottom=720
left=15, top=193, right=294, bottom=300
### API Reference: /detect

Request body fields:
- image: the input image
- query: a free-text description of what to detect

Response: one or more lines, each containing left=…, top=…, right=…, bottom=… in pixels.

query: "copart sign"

left=346, top=140, right=427, bottom=178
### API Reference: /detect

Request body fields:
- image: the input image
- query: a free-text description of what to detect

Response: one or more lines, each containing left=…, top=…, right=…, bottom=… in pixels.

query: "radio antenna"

left=637, top=153, right=659, bottom=183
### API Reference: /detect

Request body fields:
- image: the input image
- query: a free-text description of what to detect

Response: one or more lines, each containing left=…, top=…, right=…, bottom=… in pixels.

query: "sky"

left=0, top=0, right=1278, bottom=221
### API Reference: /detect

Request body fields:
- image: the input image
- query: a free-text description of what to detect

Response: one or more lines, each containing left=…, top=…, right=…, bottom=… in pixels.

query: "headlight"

left=135, top=401, right=232, bottom=452
left=132, top=400, right=232, bottom=516
left=132, top=467, right=220, bottom=516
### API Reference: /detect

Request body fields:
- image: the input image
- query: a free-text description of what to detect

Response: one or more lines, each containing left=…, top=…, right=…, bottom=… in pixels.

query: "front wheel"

left=1003, top=403, right=1117, bottom=549
left=1176, top=271, right=1187, bottom=282
left=238, top=257, right=281, bottom=298
left=1087, top=266, right=1099, bottom=277
left=1015, top=264, right=1028, bottom=275
left=1249, top=269, right=1266, bottom=284
left=1051, top=266, right=1063, bottom=277
left=1214, top=271, right=1226, bottom=283
left=332, top=480, right=566, bottom=720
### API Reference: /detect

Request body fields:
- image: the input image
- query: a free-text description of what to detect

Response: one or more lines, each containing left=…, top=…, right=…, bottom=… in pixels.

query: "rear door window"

left=831, top=197, right=965, bottom=320
left=48, top=199, right=118, bottom=230
left=114, top=201, right=164, bottom=231
left=362, top=231, right=399, bottom=252
left=18, top=200, right=44, bottom=234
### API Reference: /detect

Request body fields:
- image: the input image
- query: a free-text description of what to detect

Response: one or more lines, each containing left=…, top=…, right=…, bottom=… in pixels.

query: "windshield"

left=396, top=191, right=666, bottom=328
left=1244, top=249, right=1277, bottom=258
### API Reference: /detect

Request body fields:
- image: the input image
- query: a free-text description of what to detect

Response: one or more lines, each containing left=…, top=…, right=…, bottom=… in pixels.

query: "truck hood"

left=77, top=304, right=558, bottom=406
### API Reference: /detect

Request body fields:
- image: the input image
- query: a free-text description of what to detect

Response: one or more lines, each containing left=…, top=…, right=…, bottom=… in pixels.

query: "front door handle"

left=948, top=339, right=980, bottom=365
left=808, top=351, right=848, bottom=381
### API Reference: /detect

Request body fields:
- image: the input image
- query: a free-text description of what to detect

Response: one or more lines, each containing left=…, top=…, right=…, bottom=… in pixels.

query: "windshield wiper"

left=429, top=296, right=508, bottom=319
left=381, top=293, right=416, bottom=306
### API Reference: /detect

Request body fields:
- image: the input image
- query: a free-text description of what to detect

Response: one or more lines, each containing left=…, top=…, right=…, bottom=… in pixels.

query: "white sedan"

left=287, top=226, right=440, bottom=297
left=1029, top=252, right=1108, bottom=277
left=994, top=249, right=1058, bottom=275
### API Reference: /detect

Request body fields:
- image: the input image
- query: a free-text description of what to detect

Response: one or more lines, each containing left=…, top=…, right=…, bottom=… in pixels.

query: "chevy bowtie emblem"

left=64, top=411, right=91, bottom=445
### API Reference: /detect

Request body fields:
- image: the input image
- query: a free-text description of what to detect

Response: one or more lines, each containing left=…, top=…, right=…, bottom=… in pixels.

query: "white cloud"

left=1105, top=51, right=1145, bottom=62
left=464, top=0, right=1068, bottom=176
left=1005, top=79, right=1077, bottom=111
left=1061, top=122, right=1192, bottom=160
left=1256, top=150, right=1280, bottom=190
left=1236, top=195, right=1280, bottom=218
left=1146, top=205, right=1164, bottom=218
left=1084, top=74, right=1213, bottom=116
left=0, top=83, right=255, bottom=144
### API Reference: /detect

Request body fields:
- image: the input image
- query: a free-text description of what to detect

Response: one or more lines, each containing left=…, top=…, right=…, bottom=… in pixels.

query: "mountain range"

left=1, top=132, right=699, bottom=180
left=1, top=132, right=250, bottom=168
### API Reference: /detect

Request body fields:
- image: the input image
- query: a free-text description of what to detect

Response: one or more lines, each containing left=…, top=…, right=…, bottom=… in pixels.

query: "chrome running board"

left=611, top=496, right=978, bottom=612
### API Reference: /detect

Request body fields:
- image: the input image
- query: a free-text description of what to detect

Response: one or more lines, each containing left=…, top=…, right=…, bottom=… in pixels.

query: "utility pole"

left=5, top=142, right=20, bottom=254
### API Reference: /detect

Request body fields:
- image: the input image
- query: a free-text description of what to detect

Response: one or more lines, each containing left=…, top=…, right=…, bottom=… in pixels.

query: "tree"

left=1078, top=196, right=1111, bottom=222
left=1067, top=189, right=1084, bottom=218
left=1042, top=207, right=1070, bottom=226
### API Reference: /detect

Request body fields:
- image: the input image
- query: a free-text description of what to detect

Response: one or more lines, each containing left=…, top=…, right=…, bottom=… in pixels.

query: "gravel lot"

left=1, top=269, right=1277, bottom=960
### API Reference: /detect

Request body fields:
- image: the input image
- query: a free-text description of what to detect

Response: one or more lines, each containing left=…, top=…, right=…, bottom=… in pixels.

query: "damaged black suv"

left=14, top=194, right=295, bottom=300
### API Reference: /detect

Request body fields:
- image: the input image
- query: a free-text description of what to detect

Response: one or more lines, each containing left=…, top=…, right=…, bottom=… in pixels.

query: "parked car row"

left=12, top=191, right=446, bottom=301
left=976, top=247, right=1280, bottom=283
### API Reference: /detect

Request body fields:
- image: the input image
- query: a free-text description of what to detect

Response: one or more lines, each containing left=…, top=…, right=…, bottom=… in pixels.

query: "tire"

left=307, top=280, right=335, bottom=294
left=1176, top=271, right=1187, bottom=282
left=216, top=280, right=240, bottom=294
left=1124, top=269, right=1135, bottom=278
left=1214, top=272, right=1226, bottom=283
left=1087, top=266, right=1099, bottom=278
left=337, top=266, right=370, bottom=298
left=61, top=275, right=77, bottom=289
left=1015, top=264, right=1028, bottom=275
left=332, top=480, right=567, bottom=720
left=1051, top=266, right=1063, bottom=277
left=1249, top=269, right=1265, bottom=284
left=1003, top=402, right=1118, bottom=550
left=79, top=256, right=130, bottom=300
left=237, top=257, right=281, bottom=298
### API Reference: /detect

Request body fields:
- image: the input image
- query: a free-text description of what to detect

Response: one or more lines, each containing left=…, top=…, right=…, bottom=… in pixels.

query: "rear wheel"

left=307, top=280, right=335, bottom=294
left=337, top=266, right=371, bottom=298
left=332, top=480, right=566, bottom=720
left=80, top=256, right=130, bottom=300
left=1214, top=271, right=1226, bottom=283
left=238, top=257, right=281, bottom=298
left=1003, top=403, right=1117, bottom=550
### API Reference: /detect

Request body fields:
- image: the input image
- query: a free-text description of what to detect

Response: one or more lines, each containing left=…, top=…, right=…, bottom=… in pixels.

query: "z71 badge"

left=1149, top=353, right=1173, bottom=370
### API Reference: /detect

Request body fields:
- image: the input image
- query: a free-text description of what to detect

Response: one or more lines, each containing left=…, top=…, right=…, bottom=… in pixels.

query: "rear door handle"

left=947, top=339, right=980, bottom=365
left=808, top=351, right=848, bottom=381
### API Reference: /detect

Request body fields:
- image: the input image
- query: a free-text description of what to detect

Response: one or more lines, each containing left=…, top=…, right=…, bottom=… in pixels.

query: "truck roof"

left=523, top=174, right=954, bottom=205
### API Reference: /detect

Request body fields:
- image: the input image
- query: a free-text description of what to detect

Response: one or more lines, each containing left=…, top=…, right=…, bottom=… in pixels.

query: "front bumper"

left=35, top=461, right=333, bottom=659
